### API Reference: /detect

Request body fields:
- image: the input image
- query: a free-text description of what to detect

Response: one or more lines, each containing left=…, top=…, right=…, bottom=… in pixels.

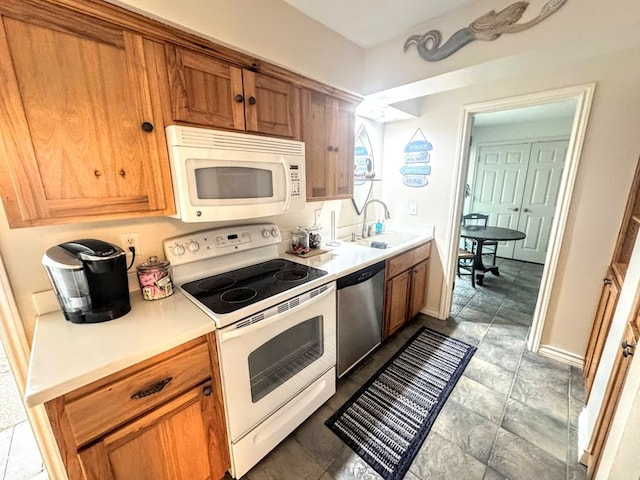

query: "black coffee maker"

left=42, top=239, right=131, bottom=323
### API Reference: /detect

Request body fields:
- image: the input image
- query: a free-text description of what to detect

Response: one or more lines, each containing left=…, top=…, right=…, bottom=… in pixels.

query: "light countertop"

left=25, top=290, right=215, bottom=407
left=284, top=227, right=434, bottom=278
left=25, top=226, right=434, bottom=407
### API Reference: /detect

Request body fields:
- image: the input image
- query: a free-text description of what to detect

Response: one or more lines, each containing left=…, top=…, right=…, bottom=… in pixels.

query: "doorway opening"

left=444, top=84, right=595, bottom=357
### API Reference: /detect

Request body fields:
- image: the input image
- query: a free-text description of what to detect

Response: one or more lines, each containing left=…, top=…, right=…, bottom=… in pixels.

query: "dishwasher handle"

left=337, top=261, right=385, bottom=289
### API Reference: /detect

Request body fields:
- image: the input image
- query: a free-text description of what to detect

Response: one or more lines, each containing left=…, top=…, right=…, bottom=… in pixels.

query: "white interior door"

left=513, top=140, right=568, bottom=263
left=471, top=143, right=531, bottom=257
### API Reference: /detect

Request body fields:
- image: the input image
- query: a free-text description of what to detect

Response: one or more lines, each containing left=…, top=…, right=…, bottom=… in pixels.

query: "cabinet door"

left=586, top=321, right=638, bottom=477
left=583, top=271, right=621, bottom=401
left=244, top=71, right=299, bottom=138
left=78, top=383, right=228, bottom=480
left=165, top=45, right=245, bottom=130
left=408, top=260, right=428, bottom=319
left=301, top=89, right=356, bottom=201
left=0, top=4, right=174, bottom=227
left=330, top=98, right=355, bottom=198
left=301, top=89, right=331, bottom=199
left=383, top=270, right=410, bottom=339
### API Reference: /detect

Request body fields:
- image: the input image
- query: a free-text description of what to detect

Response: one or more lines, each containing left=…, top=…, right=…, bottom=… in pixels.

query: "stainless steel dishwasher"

left=337, top=261, right=385, bottom=378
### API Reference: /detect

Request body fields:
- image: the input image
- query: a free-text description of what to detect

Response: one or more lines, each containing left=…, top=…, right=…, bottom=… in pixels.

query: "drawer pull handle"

left=131, top=377, right=172, bottom=399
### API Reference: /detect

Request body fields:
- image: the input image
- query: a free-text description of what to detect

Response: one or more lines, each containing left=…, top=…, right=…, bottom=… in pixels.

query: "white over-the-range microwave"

left=165, top=125, right=306, bottom=223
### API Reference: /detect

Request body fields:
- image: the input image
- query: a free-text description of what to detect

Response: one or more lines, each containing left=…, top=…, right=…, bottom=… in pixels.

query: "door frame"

left=443, top=83, right=595, bottom=354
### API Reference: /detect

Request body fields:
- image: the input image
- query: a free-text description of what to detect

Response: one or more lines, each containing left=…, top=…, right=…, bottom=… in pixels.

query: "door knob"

left=509, top=207, right=520, bottom=212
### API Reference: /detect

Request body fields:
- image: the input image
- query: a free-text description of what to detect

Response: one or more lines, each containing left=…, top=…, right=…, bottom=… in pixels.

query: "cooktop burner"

left=181, top=258, right=328, bottom=314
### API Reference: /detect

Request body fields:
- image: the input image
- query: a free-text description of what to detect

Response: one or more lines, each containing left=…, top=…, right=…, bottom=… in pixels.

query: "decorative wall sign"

left=401, top=129, right=432, bottom=188
left=354, top=125, right=374, bottom=186
left=403, top=0, right=568, bottom=62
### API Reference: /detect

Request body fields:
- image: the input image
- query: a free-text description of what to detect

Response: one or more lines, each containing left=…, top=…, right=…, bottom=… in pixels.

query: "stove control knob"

left=270, top=227, right=279, bottom=238
left=262, top=229, right=271, bottom=238
left=171, top=243, right=186, bottom=257
left=186, top=240, right=200, bottom=254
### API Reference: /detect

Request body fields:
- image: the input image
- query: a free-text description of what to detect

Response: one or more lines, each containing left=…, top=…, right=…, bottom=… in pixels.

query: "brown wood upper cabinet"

left=301, top=89, right=356, bottom=201
left=0, top=1, right=175, bottom=228
left=165, top=45, right=300, bottom=138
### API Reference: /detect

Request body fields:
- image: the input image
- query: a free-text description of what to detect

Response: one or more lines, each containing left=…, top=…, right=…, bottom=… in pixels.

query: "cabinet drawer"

left=386, top=242, right=431, bottom=279
left=65, top=342, right=212, bottom=447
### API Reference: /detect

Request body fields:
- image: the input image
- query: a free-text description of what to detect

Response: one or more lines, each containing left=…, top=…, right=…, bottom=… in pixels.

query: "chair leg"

left=470, top=263, right=476, bottom=288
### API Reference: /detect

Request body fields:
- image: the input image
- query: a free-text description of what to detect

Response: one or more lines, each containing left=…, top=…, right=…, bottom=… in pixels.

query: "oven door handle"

left=281, top=157, right=291, bottom=212
left=219, top=282, right=335, bottom=342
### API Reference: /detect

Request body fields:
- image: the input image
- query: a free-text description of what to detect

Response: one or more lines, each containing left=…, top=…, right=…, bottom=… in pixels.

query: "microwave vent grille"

left=179, top=129, right=304, bottom=156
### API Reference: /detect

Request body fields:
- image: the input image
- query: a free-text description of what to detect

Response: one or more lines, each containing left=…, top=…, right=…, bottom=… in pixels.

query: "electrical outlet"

left=315, top=209, right=322, bottom=225
left=120, top=233, right=141, bottom=257
left=409, top=202, right=418, bottom=215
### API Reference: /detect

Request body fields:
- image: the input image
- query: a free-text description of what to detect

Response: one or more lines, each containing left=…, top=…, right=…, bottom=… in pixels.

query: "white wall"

left=363, top=0, right=640, bottom=96
left=379, top=47, right=640, bottom=356
left=112, top=0, right=364, bottom=93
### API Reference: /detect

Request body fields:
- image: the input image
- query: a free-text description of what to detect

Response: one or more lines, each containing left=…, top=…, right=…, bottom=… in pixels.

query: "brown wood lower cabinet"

left=45, top=334, right=229, bottom=480
left=383, top=242, right=431, bottom=339
left=583, top=270, right=621, bottom=401
left=586, top=321, right=638, bottom=478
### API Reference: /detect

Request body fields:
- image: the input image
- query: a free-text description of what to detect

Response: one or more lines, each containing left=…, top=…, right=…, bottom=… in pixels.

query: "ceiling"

left=283, top=0, right=481, bottom=49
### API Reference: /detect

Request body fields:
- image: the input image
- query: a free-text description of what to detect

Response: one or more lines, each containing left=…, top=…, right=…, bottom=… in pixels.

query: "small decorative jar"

left=306, top=226, right=322, bottom=249
left=291, top=227, right=310, bottom=255
left=136, top=256, right=174, bottom=301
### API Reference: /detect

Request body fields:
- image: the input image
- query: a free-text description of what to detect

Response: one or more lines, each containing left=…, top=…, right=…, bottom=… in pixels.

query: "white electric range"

left=164, top=223, right=336, bottom=478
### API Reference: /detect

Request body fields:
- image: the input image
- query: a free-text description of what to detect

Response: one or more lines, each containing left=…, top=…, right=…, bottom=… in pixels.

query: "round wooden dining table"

left=459, top=225, right=526, bottom=286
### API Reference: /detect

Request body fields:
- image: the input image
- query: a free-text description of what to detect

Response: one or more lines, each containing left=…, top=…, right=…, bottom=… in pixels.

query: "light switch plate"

left=409, top=202, right=418, bottom=215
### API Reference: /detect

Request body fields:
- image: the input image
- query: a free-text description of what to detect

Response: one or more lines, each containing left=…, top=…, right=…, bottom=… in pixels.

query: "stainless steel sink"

left=353, top=231, right=419, bottom=248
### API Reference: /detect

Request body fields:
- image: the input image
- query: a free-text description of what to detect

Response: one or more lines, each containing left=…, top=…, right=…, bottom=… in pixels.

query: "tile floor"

left=0, top=342, right=47, bottom=480
left=238, top=258, right=588, bottom=480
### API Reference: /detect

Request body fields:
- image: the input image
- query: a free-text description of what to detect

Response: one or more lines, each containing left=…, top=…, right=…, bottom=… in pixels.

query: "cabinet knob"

left=523, top=208, right=531, bottom=213
left=604, top=278, right=612, bottom=285
left=235, top=94, right=244, bottom=103
left=141, top=121, right=154, bottom=132
left=509, top=207, right=520, bottom=212
left=334, top=146, right=339, bottom=152
left=203, top=386, right=213, bottom=396
left=94, top=170, right=101, bottom=177
left=248, top=96, right=256, bottom=105
left=119, top=169, right=126, bottom=177
left=622, top=340, right=636, bottom=358
left=327, top=146, right=334, bottom=152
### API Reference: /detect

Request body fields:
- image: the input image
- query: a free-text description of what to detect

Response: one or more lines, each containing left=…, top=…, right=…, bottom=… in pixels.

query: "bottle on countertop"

left=375, top=219, right=383, bottom=234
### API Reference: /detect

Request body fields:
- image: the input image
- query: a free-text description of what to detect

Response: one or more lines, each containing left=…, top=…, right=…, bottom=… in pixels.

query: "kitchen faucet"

left=361, top=199, right=391, bottom=238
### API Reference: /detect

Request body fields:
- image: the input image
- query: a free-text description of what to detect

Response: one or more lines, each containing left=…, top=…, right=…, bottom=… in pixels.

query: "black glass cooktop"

left=181, top=259, right=328, bottom=314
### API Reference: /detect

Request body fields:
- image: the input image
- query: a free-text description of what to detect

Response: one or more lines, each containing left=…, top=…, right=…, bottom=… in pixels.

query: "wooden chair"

left=457, top=247, right=476, bottom=288
left=462, top=213, right=498, bottom=265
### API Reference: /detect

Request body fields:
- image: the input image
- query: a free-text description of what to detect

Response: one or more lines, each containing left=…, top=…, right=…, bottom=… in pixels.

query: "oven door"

left=217, top=282, right=336, bottom=442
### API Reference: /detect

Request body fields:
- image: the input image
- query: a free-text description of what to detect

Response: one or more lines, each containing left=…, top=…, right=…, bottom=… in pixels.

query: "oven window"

left=248, top=316, right=324, bottom=403
left=195, top=167, right=273, bottom=199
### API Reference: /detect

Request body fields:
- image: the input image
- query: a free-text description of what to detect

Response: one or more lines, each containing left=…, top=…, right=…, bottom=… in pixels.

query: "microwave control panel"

left=290, top=165, right=301, bottom=198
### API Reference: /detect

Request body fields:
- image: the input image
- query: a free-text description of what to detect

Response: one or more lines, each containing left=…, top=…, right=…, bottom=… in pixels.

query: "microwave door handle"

left=281, top=157, right=291, bottom=211
left=219, top=283, right=335, bottom=342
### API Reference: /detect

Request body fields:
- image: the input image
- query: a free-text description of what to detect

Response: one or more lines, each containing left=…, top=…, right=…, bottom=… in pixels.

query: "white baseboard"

left=537, top=344, right=584, bottom=368
left=420, top=306, right=444, bottom=319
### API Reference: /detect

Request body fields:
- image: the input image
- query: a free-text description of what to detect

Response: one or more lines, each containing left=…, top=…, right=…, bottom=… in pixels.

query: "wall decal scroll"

left=401, top=129, right=432, bottom=188
left=404, top=0, right=567, bottom=62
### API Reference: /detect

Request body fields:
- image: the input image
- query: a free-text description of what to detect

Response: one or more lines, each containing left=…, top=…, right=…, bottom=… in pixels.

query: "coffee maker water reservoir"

left=43, top=239, right=131, bottom=323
